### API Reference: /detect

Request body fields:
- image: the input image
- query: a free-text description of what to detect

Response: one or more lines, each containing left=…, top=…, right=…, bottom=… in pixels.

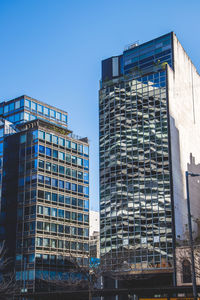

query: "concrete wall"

left=167, top=33, right=200, bottom=240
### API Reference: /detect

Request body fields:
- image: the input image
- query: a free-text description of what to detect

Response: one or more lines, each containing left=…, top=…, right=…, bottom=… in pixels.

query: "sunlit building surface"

left=99, top=32, right=200, bottom=283
left=0, top=95, right=89, bottom=292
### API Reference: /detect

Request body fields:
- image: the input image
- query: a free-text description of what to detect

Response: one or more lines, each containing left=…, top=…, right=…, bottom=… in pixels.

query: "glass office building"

left=0, top=95, right=89, bottom=292
left=99, top=32, right=200, bottom=282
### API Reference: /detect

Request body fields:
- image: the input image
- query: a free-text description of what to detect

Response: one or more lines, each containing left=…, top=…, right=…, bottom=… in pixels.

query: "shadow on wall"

left=187, top=153, right=200, bottom=240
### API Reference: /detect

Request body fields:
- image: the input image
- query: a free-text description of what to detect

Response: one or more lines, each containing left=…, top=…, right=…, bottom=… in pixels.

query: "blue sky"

left=0, top=0, right=200, bottom=211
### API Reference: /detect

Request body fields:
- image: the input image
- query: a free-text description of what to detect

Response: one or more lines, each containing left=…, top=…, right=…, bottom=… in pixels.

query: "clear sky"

left=0, top=0, right=200, bottom=211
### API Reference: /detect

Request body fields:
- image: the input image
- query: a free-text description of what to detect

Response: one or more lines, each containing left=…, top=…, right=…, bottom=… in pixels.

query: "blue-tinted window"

left=58, top=151, right=65, bottom=160
left=52, top=193, right=57, bottom=202
left=72, top=156, right=77, bottom=164
left=59, top=195, right=64, bottom=203
left=52, top=208, right=57, bottom=217
left=78, top=185, right=83, bottom=193
left=58, top=137, right=65, bottom=146
left=46, top=147, right=51, bottom=156
left=58, top=209, right=64, bottom=218
left=44, top=107, right=49, bottom=116
left=25, top=99, right=31, bottom=108
left=59, top=180, right=64, bottom=189
left=83, top=186, right=89, bottom=196
left=72, top=183, right=77, bottom=192
left=65, top=182, right=71, bottom=190
left=24, top=112, right=30, bottom=121
left=9, top=102, right=14, bottom=111
left=56, top=112, right=61, bottom=120
left=38, top=104, right=43, bottom=113
left=84, top=159, right=89, bottom=169
left=84, top=172, right=89, bottom=182
left=31, top=102, right=37, bottom=111
left=52, top=178, right=58, bottom=187
left=45, top=176, right=51, bottom=185
left=66, top=154, right=71, bottom=163
left=59, top=165, right=64, bottom=174
left=77, top=158, right=83, bottom=166
left=83, top=146, right=89, bottom=155
left=52, top=135, right=58, bottom=144
left=39, top=145, right=45, bottom=154
left=50, top=109, right=55, bottom=118
left=84, top=200, right=89, bottom=209
left=38, top=175, right=44, bottom=183
left=53, top=150, right=58, bottom=158
left=45, top=133, right=51, bottom=142
left=65, top=211, right=70, bottom=219
left=71, top=142, right=77, bottom=150
left=4, top=105, right=9, bottom=113
left=78, top=144, right=83, bottom=153
left=66, top=140, right=71, bottom=148
left=38, top=130, right=45, bottom=139
left=65, top=196, right=71, bottom=205
left=15, top=101, right=20, bottom=109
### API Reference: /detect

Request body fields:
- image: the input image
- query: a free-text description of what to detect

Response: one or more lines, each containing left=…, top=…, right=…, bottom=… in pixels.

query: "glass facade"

left=99, top=33, right=174, bottom=273
left=0, top=97, right=89, bottom=293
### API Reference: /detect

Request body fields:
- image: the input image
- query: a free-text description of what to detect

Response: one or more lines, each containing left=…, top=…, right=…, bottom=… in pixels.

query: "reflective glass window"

left=58, top=137, right=65, bottom=146
left=38, top=104, right=43, bottom=113
left=50, top=109, right=55, bottom=118
left=31, top=102, right=37, bottom=111
left=46, top=147, right=51, bottom=156
left=44, top=107, right=49, bottom=116
left=15, top=101, right=20, bottom=109
left=45, top=133, right=52, bottom=142
left=58, top=151, right=65, bottom=160
left=52, top=178, right=58, bottom=187
left=83, top=146, right=89, bottom=155
left=78, top=144, right=83, bottom=153
left=53, top=150, right=58, bottom=158
left=52, top=135, right=58, bottom=144
left=4, top=105, right=9, bottom=113
left=38, top=131, right=45, bottom=140
left=66, top=140, right=71, bottom=148
left=55, top=111, right=61, bottom=120
left=71, top=142, right=77, bottom=150
left=25, top=99, right=31, bottom=108
left=9, top=102, right=14, bottom=111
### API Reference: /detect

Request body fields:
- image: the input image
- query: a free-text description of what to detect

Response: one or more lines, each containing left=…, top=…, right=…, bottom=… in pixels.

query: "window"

left=78, top=185, right=83, bottom=193
left=52, top=164, right=58, bottom=173
left=51, top=208, right=57, bottom=217
left=39, top=145, right=45, bottom=154
left=20, top=134, right=26, bottom=144
left=84, top=159, right=89, bottom=168
left=51, top=223, right=57, bottom=232
left=52, top=178, right=58, bottom=187
left=66, top=154, right=71, bottom=163
left=44, top=207, right=50, bottom=216
left=72, top=156, right=77, bottom=164
left=45, top=176, right=51, bottom=185
left=65, top=211, right=70, bottom=220
left=56, top=112, right=61, bottom=120
left=72, top=198, right=77, bottom=206
left=58, top=137, right=65, bottom=146
left=59, top=180, right=64, bottom=189
left=59, top=165, right=64, bottom=174
left=25, top=99, right=31, bottom=108
left=78, top=213, right=83, bottom=222
left=58, top=151, right=65, bottom=160
left=59, top=195, right=64, bottom=203
left=45, top=191, right=51, bottom=201
left=65, top=182, right=71, bottom=190
left=83, top=146, right=89, bottom=155
left=71, top=142, right=77, bottom=150
left=45, top=133, right=52, bottom=142
left=58, top=209, right=64, bottom=218
left=38, top=104, right=43, bottom=113
left=52, top=193, right=57, bottom=202
left=182, top=260, right=192, bottom=283
left=15, top=100, right=21, bottom=109
left=38, top=175, right=44, bottom=183
left=83, top=186, right=89, bottom=196
left=72, top=183, right=77, bottom=192
left=44, top=107, right=49, bottom=116
left=38, top=131, right=45, bottom=140
left=50, top=109, right=55, bottom=118
left=53, top=150, right=58, bottom=158
left=78, top=172, right=83, bottom=180
left=78, top=144, right=83, bottom=153
left=66, top=140, right=71, bottom=149
left=72, top=169, right=77, bottom=178
left=46, top=162, right=51, bottom=171
left=65, top=196, right=71, bottom=205
left=46, top=147, right=51, bottom=156
left=52, top=135, right=58, bottom=144
left=84, top=172, right=89, bottom=182
left=77, top=158, right=83, bottom=166
left=31, top=102, right=37, bottom=111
